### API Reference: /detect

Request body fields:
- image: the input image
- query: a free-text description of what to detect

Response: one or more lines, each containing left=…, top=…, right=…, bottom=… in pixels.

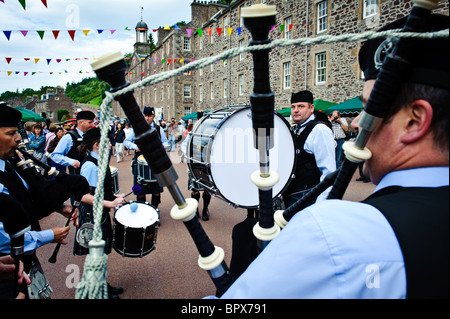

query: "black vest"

left=363, top=186, right=449, bottom=299
left=0, top=162, right=44, bottom=231
left=66, top=130, right=83, bottom=163
left=284, top=121, right=322, bottom=195
left=82, top=155, right=115, bottom=202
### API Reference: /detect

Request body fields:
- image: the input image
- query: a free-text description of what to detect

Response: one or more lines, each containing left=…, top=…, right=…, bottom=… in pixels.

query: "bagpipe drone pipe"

left=90, top=54, right=233, bottom=297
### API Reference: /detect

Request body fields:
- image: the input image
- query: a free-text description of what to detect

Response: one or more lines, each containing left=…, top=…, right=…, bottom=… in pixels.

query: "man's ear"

left=400, top=100, right=433, bottom=144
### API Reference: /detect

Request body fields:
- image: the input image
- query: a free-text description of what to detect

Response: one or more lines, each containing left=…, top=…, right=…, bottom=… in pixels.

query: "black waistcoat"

left=363, top=186, right=449, bottom=299
left=284, top=121, right=322, bottom=195
left=82, top=155, right=115, bottom=201
left=0, top=165, right=41, bottom=231
left=66, top=130, right=83, bottom=162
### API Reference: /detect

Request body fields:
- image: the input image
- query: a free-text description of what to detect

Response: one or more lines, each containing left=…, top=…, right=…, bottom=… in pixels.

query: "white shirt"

left=216, top=167, right=449, bottom=299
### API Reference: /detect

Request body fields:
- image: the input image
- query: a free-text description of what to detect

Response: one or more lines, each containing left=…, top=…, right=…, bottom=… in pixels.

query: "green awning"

left=277, top=99, right=337, bottom=117
left=326, top=97, right=363, bottom=115
left=14, top=107, right=45, bottom=122
left=182, top=111, right=210, bottom=121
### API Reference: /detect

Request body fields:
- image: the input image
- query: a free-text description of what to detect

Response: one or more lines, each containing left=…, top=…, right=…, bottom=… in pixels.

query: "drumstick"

left=123, top=185, right=142, bottom=198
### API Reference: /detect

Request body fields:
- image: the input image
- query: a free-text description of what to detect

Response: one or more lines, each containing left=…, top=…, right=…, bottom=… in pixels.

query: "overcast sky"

left=0, top=0, right=193, bottom=94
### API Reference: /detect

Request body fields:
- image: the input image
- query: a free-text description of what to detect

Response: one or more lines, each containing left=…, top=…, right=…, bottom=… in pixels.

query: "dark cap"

left=359, top=14, right=449, bottom=88
left=81, top=127, right=101, bottom=145
left=76, top=110, right=95, bottom=121
left=0, top=103, right=22, bottom=127
left=291, top=90, right=314, bottom=104
left=143, top=106, right=155, bottom=116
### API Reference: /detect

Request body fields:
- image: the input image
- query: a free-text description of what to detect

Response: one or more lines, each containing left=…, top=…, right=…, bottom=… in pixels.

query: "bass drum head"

left=209, top=107, right=295, bottom=208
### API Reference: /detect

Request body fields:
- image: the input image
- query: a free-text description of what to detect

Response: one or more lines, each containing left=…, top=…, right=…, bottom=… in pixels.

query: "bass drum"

left=186, top=106, right=296, bottom=208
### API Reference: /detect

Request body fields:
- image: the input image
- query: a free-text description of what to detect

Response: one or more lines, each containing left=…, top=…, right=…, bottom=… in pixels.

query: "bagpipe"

left=90, top=0, right=444, bottom=297
left=0, top=193, right=31, bottom=297
left=11, top=124, right=90, bottom=263
left=91, top=57, right=233, bottom=297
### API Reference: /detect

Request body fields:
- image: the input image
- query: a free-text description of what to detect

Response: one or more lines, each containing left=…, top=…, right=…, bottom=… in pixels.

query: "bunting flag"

left=14, top=0, right=47, bottom=9
left=3, top=56, right=96, bottom=64
left=3, top=31, right=11, bottom=40
left=1, top=69, right=92, bottom=76
left=1, top=28, right=125, bottom=41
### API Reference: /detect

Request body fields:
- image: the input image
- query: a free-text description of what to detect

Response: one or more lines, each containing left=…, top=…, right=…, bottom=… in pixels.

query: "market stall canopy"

left=182, top=111, right=210, bottom=121
left=326, top=97, right=364, bottom=116
left=277, top=99, right=337, bottom=117
left=14, top=107, right=45, bottom=122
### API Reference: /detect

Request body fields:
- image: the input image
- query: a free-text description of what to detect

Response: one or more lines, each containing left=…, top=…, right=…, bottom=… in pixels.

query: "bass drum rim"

left=186, top=105, right=297, bottom=209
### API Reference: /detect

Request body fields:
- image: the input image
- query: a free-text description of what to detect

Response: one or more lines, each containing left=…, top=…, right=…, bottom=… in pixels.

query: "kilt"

left=73, top=202, right=113, bottom=256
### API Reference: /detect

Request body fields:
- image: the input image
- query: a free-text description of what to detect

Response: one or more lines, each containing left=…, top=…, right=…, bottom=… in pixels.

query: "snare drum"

left=137, top=155, right=157, bottom=182
left=186, top=106, right=296, bottom=208
left=113, top=201, right=159, bottom=257
left=109, top=166, right=119, bottom=194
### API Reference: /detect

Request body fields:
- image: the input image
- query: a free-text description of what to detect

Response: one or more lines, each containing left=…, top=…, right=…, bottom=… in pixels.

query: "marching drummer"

left=75, top=127, right=124, bottom=299
left=123, top=106, right=169, bottom=209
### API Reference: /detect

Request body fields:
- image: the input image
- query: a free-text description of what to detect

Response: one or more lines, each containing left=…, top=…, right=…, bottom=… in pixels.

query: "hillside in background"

left=65, top=77, right=111, bottom=106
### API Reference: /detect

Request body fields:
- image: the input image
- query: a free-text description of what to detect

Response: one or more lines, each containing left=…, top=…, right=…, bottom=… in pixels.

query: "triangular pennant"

left=97, top=29, right=104, bottom=34
left=6, top=57, right=12, bottom=64
left=52, top=30, right=60, bottom=39
left=34, top=58, right=40, bottom=64
left=174, top=59, right=178, bottom=63
left=37, top=30, right=45, bottom=40
left=280, top=25, right=285, bottom=33
left=153, top=29, right=159, bottom=32
left=162, top=59, right=166, bottom=64
left=3, top=31, right=11, bottom=41
left=15, top=72, right=20, bottom=75
left=7, top=71, right=12, bottom=76
left=237, top=27, right=242, bottom=35
left=18, top=0, right=26, bottom=10
left=82, top=30, right=90, bottom=36
left=46, top=58, right=51, bottom=65
left=197, top=29, right=203, bottom=37
left=168, top=59, right=172, bottom=64
left=227, top=28, right=233, bottom=36
left=20, top=30, right=28, bottom=37
left=174, top=24, right=180, bottom=30
left=110, top=30, right=116, bottom=35
left=41, top=0, right=47, bottom=7
left=32, top=72, right=36, bottom=75
left=24, top=58, right=30, bottom=61
left=56, top=59, right=62, bottom=63
left=206, top=28, right=212, bottom=37
left=216, top=28, right=222, bottom=36
left=24, top=72, right=28, bottom=76
left=164, top=25, right=170, bottom=30
left=68, top=30, right=76, bottom=41
left=289, top=24, right=293, bottom=32
left=186, top=29, right=192, bottom=38
left=270, top=25, right=276, bottom=33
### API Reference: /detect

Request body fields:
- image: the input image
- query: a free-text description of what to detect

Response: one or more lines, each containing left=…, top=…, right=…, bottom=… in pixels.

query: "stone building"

left=112, top=0, right=448, bottom=120
left=35, top=87, right=75, bottom=122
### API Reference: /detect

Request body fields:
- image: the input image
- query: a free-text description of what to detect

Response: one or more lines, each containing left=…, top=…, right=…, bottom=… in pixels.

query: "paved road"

left=37, top=147, right=375, bottom=299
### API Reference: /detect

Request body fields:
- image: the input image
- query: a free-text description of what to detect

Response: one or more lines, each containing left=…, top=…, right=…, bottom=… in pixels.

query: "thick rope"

left=75, top=97, right=111, bottom=299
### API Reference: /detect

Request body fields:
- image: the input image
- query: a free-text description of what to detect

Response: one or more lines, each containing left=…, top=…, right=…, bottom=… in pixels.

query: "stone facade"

left=35, top=88, right=75, bottom=122
left=112, top=0, right=448, bottom=119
